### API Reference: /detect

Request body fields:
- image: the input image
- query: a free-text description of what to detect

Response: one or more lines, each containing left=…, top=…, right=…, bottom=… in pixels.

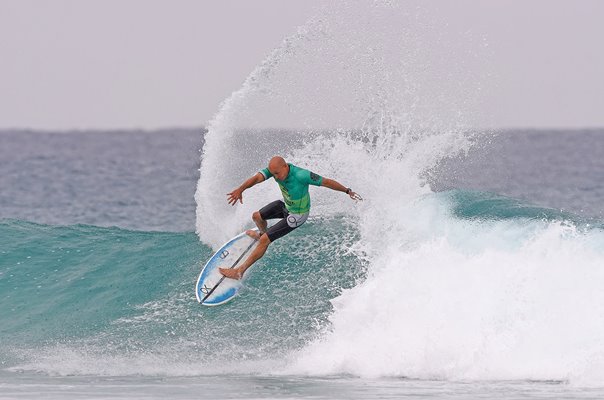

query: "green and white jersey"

left=260, top=163, right=323, bottom=214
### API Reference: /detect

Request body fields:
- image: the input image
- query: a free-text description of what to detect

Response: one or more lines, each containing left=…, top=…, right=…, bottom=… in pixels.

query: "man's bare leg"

left=219, top=233, right=270, bottom=280
left=253, top=211, right=267, bottom=232
left=246, top=211, right=267, bottom=240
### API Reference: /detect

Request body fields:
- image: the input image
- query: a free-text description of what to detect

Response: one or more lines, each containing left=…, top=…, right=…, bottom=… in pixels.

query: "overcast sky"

left=1, top=0, right=603, bottom=130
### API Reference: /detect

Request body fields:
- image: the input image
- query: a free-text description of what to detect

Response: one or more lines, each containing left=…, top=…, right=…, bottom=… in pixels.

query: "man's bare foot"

left=245, top=229, right=261, bottom=240
left=219, top=267, right=243, bottom=280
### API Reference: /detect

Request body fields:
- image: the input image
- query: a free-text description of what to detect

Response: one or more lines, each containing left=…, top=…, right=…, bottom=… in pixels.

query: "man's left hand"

left=348, top=190, right=363, bottom=201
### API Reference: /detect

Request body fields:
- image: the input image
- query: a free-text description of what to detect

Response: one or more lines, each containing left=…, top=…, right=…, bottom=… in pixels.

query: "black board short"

left=259, top=200, right=308, bottom=242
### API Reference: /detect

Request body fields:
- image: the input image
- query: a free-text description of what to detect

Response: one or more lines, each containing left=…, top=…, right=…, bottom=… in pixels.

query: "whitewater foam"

left=287, top=196, right=604, bottom=383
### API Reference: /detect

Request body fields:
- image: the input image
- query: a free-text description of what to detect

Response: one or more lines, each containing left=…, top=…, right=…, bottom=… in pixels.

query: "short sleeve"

left=302, top=168, right=323, bottom=186
left=260, top=168, right=273, bottom=180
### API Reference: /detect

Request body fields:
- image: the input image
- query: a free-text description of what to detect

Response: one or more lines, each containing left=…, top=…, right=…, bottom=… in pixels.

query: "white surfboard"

left=195, top=229, right=259, bottom=306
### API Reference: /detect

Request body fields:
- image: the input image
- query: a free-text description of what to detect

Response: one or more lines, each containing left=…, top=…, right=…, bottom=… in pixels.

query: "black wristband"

left=346, top=188, right=351, bottom=194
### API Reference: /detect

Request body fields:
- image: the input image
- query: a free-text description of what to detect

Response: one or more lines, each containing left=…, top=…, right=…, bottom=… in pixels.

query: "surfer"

left=219, top=156, right=361, bottom=280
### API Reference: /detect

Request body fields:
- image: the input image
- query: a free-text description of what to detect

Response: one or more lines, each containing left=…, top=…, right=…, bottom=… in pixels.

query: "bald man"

left=219, top=156, right=361, bottom=280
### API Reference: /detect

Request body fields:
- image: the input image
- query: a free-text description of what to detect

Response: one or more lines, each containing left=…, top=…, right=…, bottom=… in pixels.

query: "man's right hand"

left=227, top=188, right=244, bottom=205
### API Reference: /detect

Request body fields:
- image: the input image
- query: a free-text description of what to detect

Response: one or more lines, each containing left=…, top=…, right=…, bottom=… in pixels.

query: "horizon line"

left=1, top=125, right=604, bottom=133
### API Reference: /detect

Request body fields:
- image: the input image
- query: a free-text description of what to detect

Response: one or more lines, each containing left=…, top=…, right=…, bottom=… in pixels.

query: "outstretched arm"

left=321, top=178, right=362, bottom=200
left=227, top=172, right=265, bottom=205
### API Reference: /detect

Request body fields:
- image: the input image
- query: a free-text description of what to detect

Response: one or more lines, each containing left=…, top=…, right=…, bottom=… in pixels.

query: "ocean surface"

left=2, top=128, right=604, bottom=400
left=3, top=2, right=604, bottom=398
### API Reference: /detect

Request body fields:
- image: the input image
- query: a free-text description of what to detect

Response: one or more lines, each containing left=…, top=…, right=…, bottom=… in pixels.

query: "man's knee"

left=259, top=233, right=271, bottom=247
left=252, top=211, right=262, bottom=221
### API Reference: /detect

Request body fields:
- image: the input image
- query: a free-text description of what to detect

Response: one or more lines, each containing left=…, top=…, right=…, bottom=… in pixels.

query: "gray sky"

left=0, top=0, right=603, bottom=130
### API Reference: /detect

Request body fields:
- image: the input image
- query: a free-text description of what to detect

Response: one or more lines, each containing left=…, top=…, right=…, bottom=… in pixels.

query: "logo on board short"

left=287, top=214, right=308, bottom=228
left=310, top=172, right=320, bottom=182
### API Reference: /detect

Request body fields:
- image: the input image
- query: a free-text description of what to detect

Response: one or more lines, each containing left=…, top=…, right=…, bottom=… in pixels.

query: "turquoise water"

left=1, top=220, right=203, bottom=346
left=3, top=192, right=604, bottom=398
left=1, top=190, right=598, bottom=350
left=3, top=190, right=604, bottom=377
left=0, top=216, right=363, bottom=375
left=3, top=124, right=604, bottom=399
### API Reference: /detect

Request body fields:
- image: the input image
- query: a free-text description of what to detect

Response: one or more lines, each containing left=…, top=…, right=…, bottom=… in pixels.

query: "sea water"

left=3, top=2, right=604, bottom=399
left=3, top=129, right=604, bottom=399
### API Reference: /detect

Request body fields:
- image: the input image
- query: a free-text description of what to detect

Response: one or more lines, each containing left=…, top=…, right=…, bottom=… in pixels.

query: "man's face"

left=269, top=163, right=289, bottom=181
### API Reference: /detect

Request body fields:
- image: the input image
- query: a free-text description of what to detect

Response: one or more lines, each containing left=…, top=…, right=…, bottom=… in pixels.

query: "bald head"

left=269, top=156, right=287, bottom=169
left=268, top=156, right=289, bottom=181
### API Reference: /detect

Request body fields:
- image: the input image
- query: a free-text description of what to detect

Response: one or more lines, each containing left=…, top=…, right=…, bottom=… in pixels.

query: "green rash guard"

left=260, top=163, right=323, bottom=214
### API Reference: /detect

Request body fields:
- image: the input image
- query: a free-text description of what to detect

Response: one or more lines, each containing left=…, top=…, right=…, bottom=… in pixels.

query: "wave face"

left=0, top=218, right=361, bottom=376
left=0, top=221, right=202, bottom=346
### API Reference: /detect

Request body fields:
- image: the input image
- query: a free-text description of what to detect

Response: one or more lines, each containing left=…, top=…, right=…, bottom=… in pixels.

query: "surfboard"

left=195, top=229, right=260, bottom=306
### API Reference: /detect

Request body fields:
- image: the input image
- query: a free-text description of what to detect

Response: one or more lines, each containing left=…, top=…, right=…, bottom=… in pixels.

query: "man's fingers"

left=350, top=192, right=363, bottom=201
left=226, top=192, right=242, bottom=206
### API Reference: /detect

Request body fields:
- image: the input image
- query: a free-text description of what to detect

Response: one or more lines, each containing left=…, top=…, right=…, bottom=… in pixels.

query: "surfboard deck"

left=195, top=229, right=259, bottom=306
